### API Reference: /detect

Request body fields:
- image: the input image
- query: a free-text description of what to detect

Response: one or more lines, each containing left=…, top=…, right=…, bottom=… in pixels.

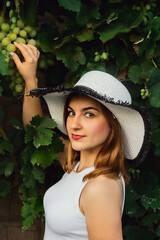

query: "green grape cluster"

left=38, top=54, right=55, bottom=70
left=94, top=51, right=109, bottom=63
left=140, top=88, right=150, bottom=99
left=8, top=60, right=25, bottom=96
left=0, top=0, right=39, bottom=96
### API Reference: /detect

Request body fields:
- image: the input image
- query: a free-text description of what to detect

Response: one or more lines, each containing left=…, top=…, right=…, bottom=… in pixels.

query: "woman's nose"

left=71, top=116, right=82, bottom=130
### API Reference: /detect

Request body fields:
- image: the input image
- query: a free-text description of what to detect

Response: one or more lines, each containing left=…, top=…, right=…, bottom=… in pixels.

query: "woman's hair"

left=62, top=92, right=130, bottom=184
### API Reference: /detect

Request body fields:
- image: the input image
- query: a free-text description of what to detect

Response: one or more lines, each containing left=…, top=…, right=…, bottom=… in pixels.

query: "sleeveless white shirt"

left=43, top=162, right=125, bottom=240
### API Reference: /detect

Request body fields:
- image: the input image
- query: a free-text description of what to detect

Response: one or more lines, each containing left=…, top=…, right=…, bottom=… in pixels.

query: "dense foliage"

left=0, top=0, right=160, bottom=239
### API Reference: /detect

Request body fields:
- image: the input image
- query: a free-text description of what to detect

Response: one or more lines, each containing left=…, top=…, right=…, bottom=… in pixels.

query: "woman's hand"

left=10, top=43, right=40, bottom=88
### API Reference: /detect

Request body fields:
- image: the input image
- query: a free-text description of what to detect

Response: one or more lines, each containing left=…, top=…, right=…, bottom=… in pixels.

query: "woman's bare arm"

left=11, top=43, right=43, bottom=126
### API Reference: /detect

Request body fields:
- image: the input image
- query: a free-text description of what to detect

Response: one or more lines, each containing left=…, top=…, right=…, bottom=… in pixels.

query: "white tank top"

left=43, top=162, right=125, bottom=240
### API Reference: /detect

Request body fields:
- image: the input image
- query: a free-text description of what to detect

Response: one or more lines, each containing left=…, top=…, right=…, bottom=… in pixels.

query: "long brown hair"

left=62, top=92, right=130, bottom=183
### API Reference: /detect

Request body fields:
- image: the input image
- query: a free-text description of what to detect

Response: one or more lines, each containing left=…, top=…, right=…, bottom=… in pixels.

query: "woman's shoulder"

left=82, top=175, right=123, bottom=207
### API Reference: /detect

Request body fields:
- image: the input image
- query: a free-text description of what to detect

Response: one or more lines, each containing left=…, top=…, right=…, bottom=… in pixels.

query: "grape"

left=9, top=10, right=14, bottom=18
left=2, top=50, right=7, bottom=55
left=145, top=4, right=151, bottom=11
left=6, top=1, right=11, bottom=7
left=7, top=43, right=16, bottom=52
left=9, top=82, right=15, bottom=90
left=13, top=27, right=20, bottom=34
left=101, top=52, right=109, bottom=60
left=2, top=37, right=11, bottom=46
left=16, top=77, right=23, bottom=84
left=28, top=39, right=36, bottom=46
left=39, top=59, right=47, bottom=69
left=9, top=33, right=17, bottom=41
left=9, top=68, right=15, bottom=76
left=15, top=84, right=23, bottom=93
left=141, top=89, right=145, bottom=93
left=47, top=59, right=55, bottom=66
left=1, top=23, right=10, bottom=33
left=11, top=17, right=17, bottom=24
left=17, top=19, right=24, bottom=29
left=95, top=52, right=99, bottom=56
left=0, top=16, right=5, bottom=25
left=29, top=29, right=37, bottom=38
left=94, top=55, right=100, bottom=62
left=19, top=30, right=27, bottom=38
left=16, top=37, right=26, bottom=44
left=24, top=26, right=32, bottom=33
left=11, top=23, right=16, bottom=30
left=0, top=32, right=5, bottom=41
left=5, top=56, right=10, bottom=63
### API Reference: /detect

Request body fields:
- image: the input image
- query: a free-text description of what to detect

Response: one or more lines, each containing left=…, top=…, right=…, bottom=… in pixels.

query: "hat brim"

left=26, top=86, right=152, bottom=165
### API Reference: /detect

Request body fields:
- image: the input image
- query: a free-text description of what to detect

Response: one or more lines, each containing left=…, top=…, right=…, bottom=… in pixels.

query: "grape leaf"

left=141, top=186, right=160, bottom=211
left=56, top=45, right=86, bottom=72
left=142, top=212, right=160, bottom=227
left=25, top=125, right=37, bottom=144
left=31, top=145, right=58, bottom=169
left=149, top=83, right=160, bottom=108
left=29, top=115, right=41, bottom=127
left=33, top=128, right=53, bottom=148
left=0, top=53, right=9, bottom=76
left=10, top=118, right=24, bottom=130
left=76, top=30, right=94, bottom=42
left=76, top=4, right=99, bottom=26
left=20, top=0, right=39, bottom=26
left=32, top=165, right=45, bottom=184
left=128, top=65, right=141, bottom=83
left=22, top=144, right=35, bottom=163
left=0, top=140, right=13, bottom=155
left=152, top=128, right=160, bottom=147
left=38, top=116, right=57, bottom=129
left=20, top=164, right=36, bottom=188
left=98, top=23, right=131, bottom=42
left=58, top=0, right=81, bottom=13
left=123, top=225, right=156, bottom=240
left=0, top=157, right=14, bottom=177
left=0, top=179, right=11, bottom=197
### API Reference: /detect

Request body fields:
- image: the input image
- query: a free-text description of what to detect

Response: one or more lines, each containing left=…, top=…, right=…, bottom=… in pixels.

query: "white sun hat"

left=27, top=70, right=152, bottom=165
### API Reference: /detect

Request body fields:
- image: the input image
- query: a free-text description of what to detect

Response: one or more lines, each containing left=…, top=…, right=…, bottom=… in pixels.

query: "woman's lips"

left=72, top=134, right=85, bottom=140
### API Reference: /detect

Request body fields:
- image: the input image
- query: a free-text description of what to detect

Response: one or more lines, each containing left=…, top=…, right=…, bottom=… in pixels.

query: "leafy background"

left=0, top=0, right=160, bottom=239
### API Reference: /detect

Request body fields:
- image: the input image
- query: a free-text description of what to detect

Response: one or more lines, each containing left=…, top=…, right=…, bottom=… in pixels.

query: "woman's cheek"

left=92, top=120, right=111, bottom=139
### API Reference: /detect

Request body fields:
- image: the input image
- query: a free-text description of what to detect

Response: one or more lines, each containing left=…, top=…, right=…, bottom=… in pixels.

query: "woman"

left=11, top=43, right=151, bottom=240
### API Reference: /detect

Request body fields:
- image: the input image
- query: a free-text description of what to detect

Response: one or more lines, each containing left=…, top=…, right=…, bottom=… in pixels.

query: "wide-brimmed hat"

left=26, top=70, right=152, bottom=165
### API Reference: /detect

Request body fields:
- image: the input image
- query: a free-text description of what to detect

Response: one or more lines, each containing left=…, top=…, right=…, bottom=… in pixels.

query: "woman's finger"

left=14, top=43, right=34, bottom=62
left=10, top=52, right=22, bottom=69
left=19, top=43, right=38, bottom=60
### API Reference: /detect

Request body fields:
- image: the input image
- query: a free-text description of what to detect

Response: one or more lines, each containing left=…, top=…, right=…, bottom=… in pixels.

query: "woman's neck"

left=77, top=150, right=97, bottom=171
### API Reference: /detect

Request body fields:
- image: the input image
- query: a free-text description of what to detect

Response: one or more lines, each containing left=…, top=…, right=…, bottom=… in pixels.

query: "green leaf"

left=0, top=53, right=9, bottom=76
left=10, top=118, right=24, bottom=130
left=0, top=179, right=11, bottom=197
left=56, top=45, right=86, bottom=72
left=149, top=68, right=160, bottom=87
left=117, top=47, right=131, bottom=69
left=38, top=24, right=58, bottom=52
left=33, top=128, right=53, bottom=148
left=30, top=115, right=41, bottom=127
left=32, top=165, right=45, bottom=184
left=0, top=86, right=3, bottom=96
left=141, top=186, right=160, bottom=210
left=20, top=164, right=36, bottom=188
left=20, top=0, right=39, bottom=26
left=128, top=65, right=141, bottom=83
left=57, top=0, right=81, bottom=12
left=25, top=125, right=37, bottom=144
left=123, top=225, right=156, bottom=240
left=0, top=140, right=13, bottom=155
left=22, top=144, right=34, bottom=164
left=98, top=23, right=131, bottom=42
left=76, top=30, right=94, bottom=42
left=152, top=128, right=160, bottom=147
left=38, top=116, right=57, bottom=129
left=0, top=157, right=14, bottom=177
left=149, top=83, right=160, bottom=108
left=142, top=212, right=160, bottom=227
left=76, top=4, right=100, bottom=26
left=31, top=145, right=58, bottom=169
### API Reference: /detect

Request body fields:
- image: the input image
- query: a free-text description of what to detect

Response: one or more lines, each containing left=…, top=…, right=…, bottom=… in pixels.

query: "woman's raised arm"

left=11, top=43, right=43, bottom=126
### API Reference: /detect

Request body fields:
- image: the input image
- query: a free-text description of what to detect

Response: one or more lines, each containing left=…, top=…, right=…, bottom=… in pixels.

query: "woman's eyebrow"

left=68, top=106, right=99, bottom=112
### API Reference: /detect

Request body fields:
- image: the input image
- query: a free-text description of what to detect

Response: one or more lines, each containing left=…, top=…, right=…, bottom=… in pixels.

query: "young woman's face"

left=66, top=95, right=111, bottom=154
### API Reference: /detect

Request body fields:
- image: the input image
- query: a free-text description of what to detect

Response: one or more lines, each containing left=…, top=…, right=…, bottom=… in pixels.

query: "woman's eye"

left=85, top=112, right=95, bottom=118
left=68, top=110, right=74, bottom=116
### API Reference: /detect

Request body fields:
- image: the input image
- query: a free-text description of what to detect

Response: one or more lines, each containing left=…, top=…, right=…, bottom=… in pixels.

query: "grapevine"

left=0, top=0, right=38, bottom=96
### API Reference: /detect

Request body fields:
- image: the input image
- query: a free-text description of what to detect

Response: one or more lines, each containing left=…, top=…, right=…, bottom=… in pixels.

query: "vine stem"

left=152, top=58, right=158, bottom=68
left=0, top=125, right=20, bottom=188
left=1, top=0, right=8, bottom=17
